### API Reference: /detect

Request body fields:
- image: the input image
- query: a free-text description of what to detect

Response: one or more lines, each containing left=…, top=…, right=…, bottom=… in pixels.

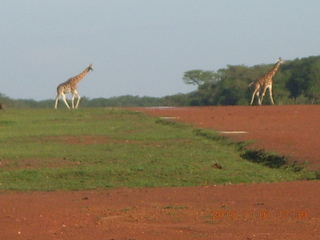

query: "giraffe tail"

left=248, top=82, right=254, bottom=88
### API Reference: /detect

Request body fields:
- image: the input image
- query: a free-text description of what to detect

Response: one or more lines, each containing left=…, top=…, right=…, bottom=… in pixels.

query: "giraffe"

left=248, top=58, right=285, bottom=105
left=0, top=103, right=6, bottom=111
left=55, top=64, right=93, bottom=109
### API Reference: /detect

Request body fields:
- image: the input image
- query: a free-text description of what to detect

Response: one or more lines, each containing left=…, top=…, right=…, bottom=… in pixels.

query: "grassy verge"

left=0, top=108, right=315, bottom=191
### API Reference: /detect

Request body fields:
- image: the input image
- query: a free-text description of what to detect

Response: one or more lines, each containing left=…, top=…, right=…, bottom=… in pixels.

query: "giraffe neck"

left=265, top=61, right=281, bottom=79
left=71, top=67, right=90, bottom=85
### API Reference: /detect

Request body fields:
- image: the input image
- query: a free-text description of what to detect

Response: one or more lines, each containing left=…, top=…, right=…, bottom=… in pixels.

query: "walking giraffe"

left=0, top=103, right=6, bottom=111
left=248, top=58, right=285, bottom=105
left=55, top=64, right=93, bottom=109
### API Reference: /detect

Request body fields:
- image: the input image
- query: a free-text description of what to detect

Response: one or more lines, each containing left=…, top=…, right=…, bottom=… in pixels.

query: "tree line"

left=181, top=55, right=320, bottom=106
left=1, top=55, right=320, bottom=108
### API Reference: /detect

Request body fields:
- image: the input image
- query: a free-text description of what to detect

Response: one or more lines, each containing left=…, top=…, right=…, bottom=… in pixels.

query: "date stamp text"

left=212, top=210, right=308, bottom=220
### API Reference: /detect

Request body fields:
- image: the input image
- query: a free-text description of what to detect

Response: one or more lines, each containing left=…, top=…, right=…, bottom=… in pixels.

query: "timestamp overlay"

left=212, top=210, right=309, bottom=220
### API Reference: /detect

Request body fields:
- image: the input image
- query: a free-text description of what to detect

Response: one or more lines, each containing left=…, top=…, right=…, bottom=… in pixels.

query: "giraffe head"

left=88, top=64, right=94, bottom=71
left=277, top=58, right=285, bottom=64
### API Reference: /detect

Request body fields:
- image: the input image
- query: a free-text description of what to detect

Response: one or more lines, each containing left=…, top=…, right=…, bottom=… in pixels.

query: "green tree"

left=183, top=70, right=219, bottom=86
left=213, top=65, right=256, bottom=105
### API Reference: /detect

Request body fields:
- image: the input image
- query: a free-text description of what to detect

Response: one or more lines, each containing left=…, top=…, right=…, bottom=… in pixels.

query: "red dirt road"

left=1, top=105, right=319, bottom=240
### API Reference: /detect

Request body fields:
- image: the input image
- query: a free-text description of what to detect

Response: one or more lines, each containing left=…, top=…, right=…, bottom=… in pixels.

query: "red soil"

left=136, top=105, right=320, bottom=170
left=1, top=105, right=319, bottom=240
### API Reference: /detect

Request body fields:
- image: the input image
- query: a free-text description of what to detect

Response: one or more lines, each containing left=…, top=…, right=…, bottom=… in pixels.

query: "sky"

left=0, top=1, right=319, bottom=101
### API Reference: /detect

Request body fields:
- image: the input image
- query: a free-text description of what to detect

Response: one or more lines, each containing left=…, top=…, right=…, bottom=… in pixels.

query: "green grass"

left=0, top=108, right=315, bottom=191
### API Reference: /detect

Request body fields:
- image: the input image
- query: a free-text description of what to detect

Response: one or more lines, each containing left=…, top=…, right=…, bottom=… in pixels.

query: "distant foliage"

left=0, top=94, right=165, bottom=108
left=80, top=95, right=163, bottom=107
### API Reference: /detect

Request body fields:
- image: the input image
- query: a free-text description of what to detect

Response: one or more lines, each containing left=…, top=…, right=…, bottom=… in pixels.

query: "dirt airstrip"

left=1, top=105, right=319, bottom=240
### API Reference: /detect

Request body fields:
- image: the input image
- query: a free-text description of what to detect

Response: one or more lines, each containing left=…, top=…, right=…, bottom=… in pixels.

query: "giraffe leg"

left=260, top=87, right=268, bottom=105
left=61, top=93, right=71, bottom=109
left=250, top=88, right=260, bottom=105
left=250, top=92, right=255, bottom=105
left=256, top=91, right=262, bottom=105
left=250, top=89, right=257, bottom=105
left=268, top=86, right=275, bottom=105
left=55, top=94, right=60, bottom=109
left=71, top=93, right=75, bottom=108
left=74, top=91, right=81, bottom=109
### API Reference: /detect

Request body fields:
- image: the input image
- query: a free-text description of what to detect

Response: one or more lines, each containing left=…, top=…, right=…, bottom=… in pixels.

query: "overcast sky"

left=0, top=1, right=319, bottom=101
